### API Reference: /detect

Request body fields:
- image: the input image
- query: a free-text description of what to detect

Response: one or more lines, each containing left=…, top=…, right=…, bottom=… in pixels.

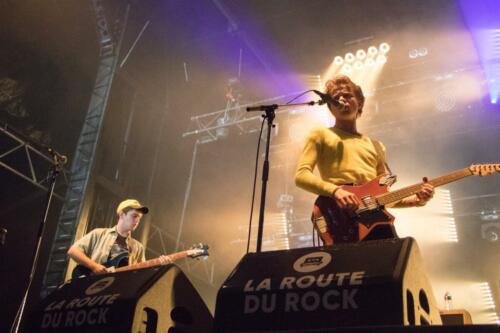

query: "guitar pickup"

left=379, top=174, right=397, bottom=186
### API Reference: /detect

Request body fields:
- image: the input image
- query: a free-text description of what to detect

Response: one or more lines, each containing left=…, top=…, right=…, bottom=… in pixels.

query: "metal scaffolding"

left=0, top=124, right=68, bottom=199
left=40, top=0, right=128, bottom=297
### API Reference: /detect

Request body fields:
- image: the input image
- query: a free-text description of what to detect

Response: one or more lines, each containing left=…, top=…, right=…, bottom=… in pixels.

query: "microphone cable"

left=246, top=117, right=266, bottom=254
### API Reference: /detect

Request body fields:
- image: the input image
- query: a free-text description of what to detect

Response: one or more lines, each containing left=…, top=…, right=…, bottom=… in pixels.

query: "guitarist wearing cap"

left=295, top=75, right=435, bottom=245
left=67, top=199, right=172, bottom=276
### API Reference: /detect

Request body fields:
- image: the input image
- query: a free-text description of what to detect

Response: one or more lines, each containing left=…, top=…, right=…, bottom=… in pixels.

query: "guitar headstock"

left=469, top=164, right=500, bottom=177
left=187, top=243, right=209, bottom=259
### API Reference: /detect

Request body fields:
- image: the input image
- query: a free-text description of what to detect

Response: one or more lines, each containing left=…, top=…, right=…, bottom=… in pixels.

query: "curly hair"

left=325, top=75, right=365, bottom=114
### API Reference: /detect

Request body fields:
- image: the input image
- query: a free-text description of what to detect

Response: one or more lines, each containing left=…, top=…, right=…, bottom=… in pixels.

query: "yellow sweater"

left=295, top=127, right=386, bottom=196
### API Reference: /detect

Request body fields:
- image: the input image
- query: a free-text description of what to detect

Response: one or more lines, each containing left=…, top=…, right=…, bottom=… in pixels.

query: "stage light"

left=410, top=47, right=428, bottom=59
left=409, top=49, right=418, bottom=59
left=376, top=54, right=387, bottom=64
left=364, top=58, right=375, bottom=67
left=434, top=87, right=456, bottom=113
left=379, top=42, right=390, bottom=54
left=480, top=209, right=498, bottom=221
left=418, top=47, right=428, bottom=57
left=341, top=64, right=352, bottom=73
left=356, top=49, right=366, bottom=60
left=345, top=52, right=355, bottom=63
left=333, top=56, right=344, bottom=65
left=460, top=7, right=500, bottom=115
left=484, top=227, right=499, bottom=242
left=367, top=46, right=378, bottom=56
left=392, top=188, right=457, bottom=244
left=479, top=283, right=497, bottom=309
left=353, top=61, right=363, bottom=70
left=264, top=211, right=290, bottom=250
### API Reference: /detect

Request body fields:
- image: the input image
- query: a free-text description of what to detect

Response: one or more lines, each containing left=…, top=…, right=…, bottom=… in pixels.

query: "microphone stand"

left=10, top=151, right=67, bottom=333
left=246, top=99, right=322, bottom=253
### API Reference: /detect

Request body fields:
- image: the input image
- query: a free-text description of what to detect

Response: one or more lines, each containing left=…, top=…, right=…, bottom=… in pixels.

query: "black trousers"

left=362, top=224, right=399, bottom=241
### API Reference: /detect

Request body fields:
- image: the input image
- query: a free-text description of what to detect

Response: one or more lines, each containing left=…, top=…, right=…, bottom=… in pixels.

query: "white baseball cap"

left=116, top=199, right=149, bottom=215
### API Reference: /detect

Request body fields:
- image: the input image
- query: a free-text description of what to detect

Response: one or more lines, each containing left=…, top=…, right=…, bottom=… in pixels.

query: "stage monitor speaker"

left=29, top=264, right=213, bottom=333
left=231, top=325, right=500, bottom=333
left=214, top=237, right=442, bottom=332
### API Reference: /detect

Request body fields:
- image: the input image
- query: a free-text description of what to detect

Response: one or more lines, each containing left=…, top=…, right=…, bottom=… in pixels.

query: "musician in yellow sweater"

left=295, top=75, right=434, bottom=243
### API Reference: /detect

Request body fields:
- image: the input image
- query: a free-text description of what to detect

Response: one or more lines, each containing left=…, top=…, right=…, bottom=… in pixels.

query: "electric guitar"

left=72, top=243, right=209, bottom=278
left=312, top=164, right=500, bottom=245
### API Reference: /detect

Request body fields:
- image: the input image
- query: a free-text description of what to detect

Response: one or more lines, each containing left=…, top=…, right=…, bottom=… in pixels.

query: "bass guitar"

left=312, top=164, right=500, bottom=245
left=72, top=243, right=209, bottom=278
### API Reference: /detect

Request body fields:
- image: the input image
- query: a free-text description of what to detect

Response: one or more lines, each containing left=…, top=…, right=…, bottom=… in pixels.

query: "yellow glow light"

left=356, top=49, right=367, bottom=60
left=334, top=56, right=344, bottom=65
left=341, top=64, right=352, bottom=73
left=354, top=61, right=363, bottom=70
left=367, top=46, right=378, bottom=56
left=379, top=42, right=391, bottom=54
left=376, top=54, right=387, bottom=64
left=364, top=58, right=375, bottom=67
left=345, top=52, right=355, bottom=63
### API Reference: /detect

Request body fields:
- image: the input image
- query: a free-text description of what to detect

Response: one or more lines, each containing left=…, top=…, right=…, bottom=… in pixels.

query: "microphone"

left=312, top=90, right=347, bottom=110
left=47, top=147, right=68, bottom=165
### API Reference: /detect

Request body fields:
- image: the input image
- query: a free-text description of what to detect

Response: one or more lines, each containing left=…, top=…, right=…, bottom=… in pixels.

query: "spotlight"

left=376, top=54, right=387, bottom=64
left=481, top=222, right=500, bottom=243
left=353, top=61, right=363, bottom=70
left=379, top=42, right=390, bottom=54
left=356, top=49, right=367, bottom=60
left=418, top=47, right=428, bottom=57
left=409, top=46, right=428, bottom=60
left=486, top=229, right=498, bottom=242
left=480, top=209, right=498, bottom=221
left=367, top=46, right=378, bottom=56
left=341, top=64, right=352, bottom=73
left=333, top=56, right=344, bottom=65
left=345, top=52, right=355, bottom=63
left=434, top=88, right=456, bottom=112
left=364, top=58, right=375, bottom=67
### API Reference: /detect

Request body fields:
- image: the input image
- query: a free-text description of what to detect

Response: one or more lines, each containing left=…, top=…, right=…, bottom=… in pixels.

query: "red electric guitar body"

left=312, top=164, right=500, bottom=245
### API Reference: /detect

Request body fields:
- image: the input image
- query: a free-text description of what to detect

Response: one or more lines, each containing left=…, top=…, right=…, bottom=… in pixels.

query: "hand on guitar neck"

left=333, top=178, right=435, bottom=212
left=314, top=163, right=499, bottom=245
left=87, top=254, right=171, bottom=275
left=414, top=179, right=434, bottom=206
left=71, top=243, right=209, bottom=278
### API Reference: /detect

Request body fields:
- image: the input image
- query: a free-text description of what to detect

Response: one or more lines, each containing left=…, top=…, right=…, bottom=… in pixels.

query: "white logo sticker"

left=293, top=251, right=332, bottom=273
left=85, top=277, right=115, bottom=295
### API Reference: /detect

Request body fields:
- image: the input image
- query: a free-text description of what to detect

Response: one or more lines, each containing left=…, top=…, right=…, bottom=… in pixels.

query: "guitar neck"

left=376, top=167, right=473, bottom=206
left=113, top=250, right=189, bottom=273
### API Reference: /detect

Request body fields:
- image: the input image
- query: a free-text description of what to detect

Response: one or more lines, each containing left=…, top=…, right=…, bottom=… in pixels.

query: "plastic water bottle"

left=444, top=292, right=453, bottom=310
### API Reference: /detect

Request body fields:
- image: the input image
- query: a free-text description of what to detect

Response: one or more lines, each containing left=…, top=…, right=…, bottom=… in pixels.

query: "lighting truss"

left=0, top=124, right=68, bottom=199
left=182, top=93, right=304, bottom=143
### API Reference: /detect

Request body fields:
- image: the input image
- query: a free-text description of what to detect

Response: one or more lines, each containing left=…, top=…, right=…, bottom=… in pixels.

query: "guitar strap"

left=371, top=139, right=393, bottom=176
